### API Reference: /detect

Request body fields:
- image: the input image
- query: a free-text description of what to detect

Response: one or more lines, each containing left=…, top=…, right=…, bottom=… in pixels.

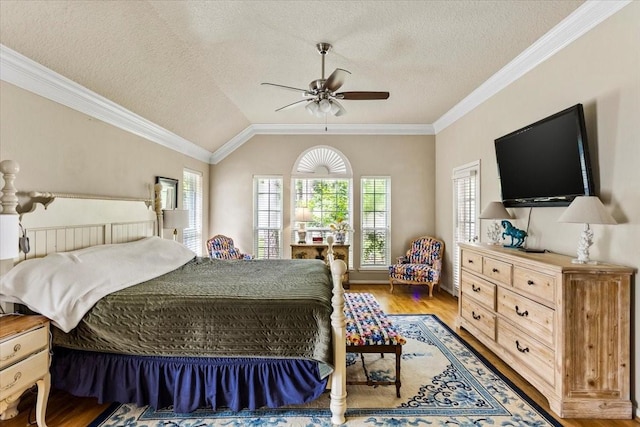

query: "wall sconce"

left=163, top=209, right=189, bottom=241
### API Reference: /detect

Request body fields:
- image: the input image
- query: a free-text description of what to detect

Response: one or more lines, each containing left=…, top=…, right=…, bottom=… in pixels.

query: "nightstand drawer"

left=0, top=327, right=48, bottom=370
left=0, top=349, right=48, bottom=400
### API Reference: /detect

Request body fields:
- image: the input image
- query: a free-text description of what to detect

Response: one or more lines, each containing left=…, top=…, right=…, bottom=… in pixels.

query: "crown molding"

left=0, top=45, right=212, bottom=163
left=432, top=0, right=632, bottom=133
left=209, top=123, right=435, bottom=164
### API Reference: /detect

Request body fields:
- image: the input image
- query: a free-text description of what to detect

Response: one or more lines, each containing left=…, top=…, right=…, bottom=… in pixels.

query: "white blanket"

left=0, top=236, right=195, bottom=332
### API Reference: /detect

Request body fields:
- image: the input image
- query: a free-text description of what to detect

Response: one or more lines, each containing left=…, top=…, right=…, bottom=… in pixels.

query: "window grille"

left=452, top=161, right=480, bottom=293
left=254, top=176, right=283, bottom=259
left=361, top=177, right=391, bottom=267
left=182, top=169, right=203, bottom=256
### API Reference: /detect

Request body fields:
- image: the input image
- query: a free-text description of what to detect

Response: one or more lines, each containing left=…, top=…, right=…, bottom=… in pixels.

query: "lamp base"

left=571, top=259, right=599, bottom=265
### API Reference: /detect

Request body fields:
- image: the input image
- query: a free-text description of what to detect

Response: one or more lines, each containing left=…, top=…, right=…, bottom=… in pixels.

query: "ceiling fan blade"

left=323, top=68, right=351, bottom=92
left=336, top=91, right=390, bottom=100
left=261, top=82, right=309, bottom=94
left=275, top=99, right=309, bottom=112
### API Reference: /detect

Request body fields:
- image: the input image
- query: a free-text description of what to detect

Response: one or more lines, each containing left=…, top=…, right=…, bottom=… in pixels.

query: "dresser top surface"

left=459, top=242, right=635, bottom=274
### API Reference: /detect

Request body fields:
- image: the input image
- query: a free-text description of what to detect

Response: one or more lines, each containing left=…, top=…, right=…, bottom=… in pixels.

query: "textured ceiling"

left=0, top=0, right=584, bottom=154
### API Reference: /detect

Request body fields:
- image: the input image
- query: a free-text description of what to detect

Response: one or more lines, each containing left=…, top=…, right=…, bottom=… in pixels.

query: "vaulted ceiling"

left=1, top=1, right=591, bottom=162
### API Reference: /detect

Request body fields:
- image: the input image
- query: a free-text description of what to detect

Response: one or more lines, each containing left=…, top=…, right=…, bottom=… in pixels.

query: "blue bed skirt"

left=51, top=347, right=329, bottom=413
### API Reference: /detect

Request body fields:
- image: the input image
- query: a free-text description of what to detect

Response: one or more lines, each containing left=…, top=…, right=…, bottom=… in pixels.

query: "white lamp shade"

left=295, top=207, right=313, bottom=222
left=479, top=202, right=512, bottom=219
left=557, top=196, right=617, bottom=224
left=163, top=209, right=189, bottom=229
left=0, top=215, right=19, bottom=260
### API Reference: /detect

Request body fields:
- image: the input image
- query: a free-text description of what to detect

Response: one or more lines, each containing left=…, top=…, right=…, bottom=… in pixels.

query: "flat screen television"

left=494, top=104, right=594, bottom=207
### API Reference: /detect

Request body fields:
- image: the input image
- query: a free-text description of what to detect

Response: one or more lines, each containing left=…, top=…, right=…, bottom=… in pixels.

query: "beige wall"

left=210, top=133, right=436, bottom=281
left=0, top=81, right=210, bottom=252
left=435, top=2, right=639, bottom=411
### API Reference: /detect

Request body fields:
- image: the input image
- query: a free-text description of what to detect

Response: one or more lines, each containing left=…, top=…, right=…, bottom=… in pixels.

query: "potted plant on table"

left=329, top=220, right=353, bottom=244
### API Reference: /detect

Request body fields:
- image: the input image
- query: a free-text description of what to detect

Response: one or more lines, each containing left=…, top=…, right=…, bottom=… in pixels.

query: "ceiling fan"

left=261, top=43, right=390, bottom=118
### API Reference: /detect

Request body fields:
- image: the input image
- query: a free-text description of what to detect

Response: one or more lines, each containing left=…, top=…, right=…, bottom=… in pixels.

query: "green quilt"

left=53, top=258, right=334, bottom=373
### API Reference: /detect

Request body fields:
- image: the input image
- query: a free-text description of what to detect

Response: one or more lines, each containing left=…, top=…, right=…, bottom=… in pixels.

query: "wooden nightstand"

left=0, top=315, right=50, bottom=426
left=291, top=243, right=350, bottom=288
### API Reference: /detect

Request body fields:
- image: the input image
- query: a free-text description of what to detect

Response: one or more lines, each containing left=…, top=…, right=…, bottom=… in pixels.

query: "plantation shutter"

left=182, top=169, right=203, bottom=256
left=452, top=161, right=480, bottom=294
left=254, top=176, right=283, bottom=259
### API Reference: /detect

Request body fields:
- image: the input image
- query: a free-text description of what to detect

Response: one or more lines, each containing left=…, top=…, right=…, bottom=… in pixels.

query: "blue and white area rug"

left=90, top=314, right=560, bottom=426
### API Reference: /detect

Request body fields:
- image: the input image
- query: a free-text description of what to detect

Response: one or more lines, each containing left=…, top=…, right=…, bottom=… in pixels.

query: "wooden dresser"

left=291, top=243, right=350, bottom=288
left=457, top=243, right=634, bottom=419
left=0, top=315, right=50, bottom=426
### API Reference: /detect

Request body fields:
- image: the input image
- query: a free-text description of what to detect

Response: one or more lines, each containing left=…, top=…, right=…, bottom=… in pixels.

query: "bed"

left=0, top=162, right=347, bottom=425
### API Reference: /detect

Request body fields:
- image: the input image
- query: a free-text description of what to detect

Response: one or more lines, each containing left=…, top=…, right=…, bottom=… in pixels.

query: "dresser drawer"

left=0, top=348, right=48, bottom=400
left=461, top=294, right=496, bottom=340
left=0, top=326, right=48, bottom=370
left=497, top=287, right=554, bottom=347
left=461, top=250, right=483, bottom=274
left=513, top=267, right=555, bottom=306
left=483, top=257, right=512, bottom=285
left=497, top=319, right=554, bottom=386
left=461, top=271, right=495, bottom=310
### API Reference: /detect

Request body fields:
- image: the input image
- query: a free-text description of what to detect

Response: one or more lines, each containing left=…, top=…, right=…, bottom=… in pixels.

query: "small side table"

left=291, top=243, right=350, bottom=288
left=0, top=315, right=50, bottom=427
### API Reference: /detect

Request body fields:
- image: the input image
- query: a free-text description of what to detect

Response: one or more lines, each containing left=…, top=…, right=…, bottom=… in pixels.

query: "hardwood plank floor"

left=2, top=284, right=638, bottom=426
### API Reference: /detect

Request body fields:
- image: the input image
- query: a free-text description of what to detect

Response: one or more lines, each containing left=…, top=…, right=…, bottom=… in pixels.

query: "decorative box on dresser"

left=0, top=315, right=50, bottom=426
left=457, top=243, right=634, bottom=419
left=291, top=243, right=350, bottom=288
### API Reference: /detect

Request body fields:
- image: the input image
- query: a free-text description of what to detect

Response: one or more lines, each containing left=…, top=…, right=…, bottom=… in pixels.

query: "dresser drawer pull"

left=0, top=371, right=22, bottom=391
left=492, top=268, right=499, bottom=273
left=515, top=340, right=530, bottom=353
left=471, top=284, right=481, bottom=292
left=527, top=279, right=534, bottom=285
left=472, top=311, right=481, bottom=320
left=467, top=259, right=474, bottom=264
left=515, top=305, right=529, bottom=317
left=0, top=343, right=21, bottom=361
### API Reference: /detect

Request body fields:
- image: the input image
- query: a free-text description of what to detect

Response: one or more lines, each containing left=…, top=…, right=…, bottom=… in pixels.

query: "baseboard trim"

left=348, top=280, right=388, bottom=285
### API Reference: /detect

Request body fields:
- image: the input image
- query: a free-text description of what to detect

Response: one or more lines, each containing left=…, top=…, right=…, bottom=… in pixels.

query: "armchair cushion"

left=206, top=235, right=252, bottom=260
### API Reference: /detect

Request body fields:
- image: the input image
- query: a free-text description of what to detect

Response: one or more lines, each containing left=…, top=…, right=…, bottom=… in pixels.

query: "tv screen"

left=494, top=104, right=594, bottom=207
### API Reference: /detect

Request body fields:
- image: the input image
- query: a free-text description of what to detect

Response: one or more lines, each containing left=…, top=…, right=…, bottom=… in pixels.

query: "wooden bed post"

left=154, top=183, right=163, bottom=237
left=327, top=236, right=347, bottom=425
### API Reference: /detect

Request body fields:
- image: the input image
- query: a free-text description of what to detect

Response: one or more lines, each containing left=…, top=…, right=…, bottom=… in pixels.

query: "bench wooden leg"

left=395, top=345, right=402, bottom=398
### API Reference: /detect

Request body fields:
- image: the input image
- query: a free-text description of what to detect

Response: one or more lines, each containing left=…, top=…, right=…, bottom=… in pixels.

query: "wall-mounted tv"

left=494, top=104, right=594, bottom=207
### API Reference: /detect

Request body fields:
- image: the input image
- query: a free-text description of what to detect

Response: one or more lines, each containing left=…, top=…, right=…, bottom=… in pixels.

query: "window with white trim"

left=361, top=177, right=391, bottom=267
left=452, top=161, right=480, bottom=293
left=183, top=169, right=203, bottom=256
left=254, top=176, right=283, bottom=259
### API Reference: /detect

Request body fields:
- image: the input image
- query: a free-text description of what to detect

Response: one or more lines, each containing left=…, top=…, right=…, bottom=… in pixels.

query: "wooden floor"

left=3, top=284, right=638, bottom=426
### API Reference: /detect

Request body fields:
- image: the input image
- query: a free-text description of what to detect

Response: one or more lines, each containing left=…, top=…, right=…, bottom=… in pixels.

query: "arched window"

left=291, top=146, right=353, bottom=249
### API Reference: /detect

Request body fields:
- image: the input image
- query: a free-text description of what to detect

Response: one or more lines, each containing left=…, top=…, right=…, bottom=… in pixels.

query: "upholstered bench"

left=344, top=292, right=406, bottom=397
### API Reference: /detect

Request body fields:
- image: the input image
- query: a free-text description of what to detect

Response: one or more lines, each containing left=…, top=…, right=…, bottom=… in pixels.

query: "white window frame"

left=452, top=160, right=480, bottom=294
left=360, top=176, right=391, bottom=269
left=253, top=175, right=283, bottom=259
left=182, top=168, right=203, bottom=256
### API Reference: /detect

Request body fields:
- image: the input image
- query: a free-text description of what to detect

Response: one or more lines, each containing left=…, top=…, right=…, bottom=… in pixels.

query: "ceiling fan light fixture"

left=318, top=99, right=332, bottom=113
left=306, top=101, right=319, bottom=116
left=329, top=101, right=340, bottom=115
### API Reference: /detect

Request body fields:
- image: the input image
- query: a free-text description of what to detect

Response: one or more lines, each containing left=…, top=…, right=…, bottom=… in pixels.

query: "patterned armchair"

left=388, top=236, right=444, bottom=297
left=206, top=235, right=253, bottom=260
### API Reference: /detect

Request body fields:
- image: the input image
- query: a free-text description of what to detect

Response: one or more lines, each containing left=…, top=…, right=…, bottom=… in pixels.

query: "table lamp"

left=295, top=207, right=312, bottom=244
left=163, top=209, right=189, bottom=241
left=479, top=201, right=512, bottom=245
left=557, top=196, right=616, bottom=264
